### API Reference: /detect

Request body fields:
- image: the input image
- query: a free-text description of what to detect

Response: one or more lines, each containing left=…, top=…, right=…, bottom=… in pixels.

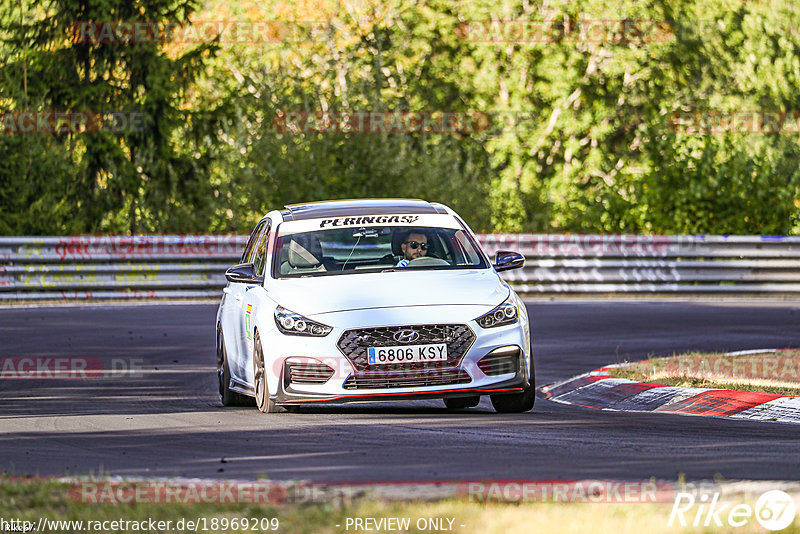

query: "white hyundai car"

left=215, top=199, right=534, bottom=413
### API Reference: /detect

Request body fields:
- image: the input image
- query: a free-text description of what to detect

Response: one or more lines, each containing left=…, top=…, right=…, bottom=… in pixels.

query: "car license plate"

left=367, top=344, right=448, bottom=365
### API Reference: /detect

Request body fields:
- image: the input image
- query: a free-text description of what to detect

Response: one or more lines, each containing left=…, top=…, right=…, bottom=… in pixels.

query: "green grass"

left=608, top=350, right=800, bottom=396
left=3, top=477, right=800, bottom=533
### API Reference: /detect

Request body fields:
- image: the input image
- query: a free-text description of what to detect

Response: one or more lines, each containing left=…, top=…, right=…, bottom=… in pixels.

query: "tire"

left=490, top=355, right=536, bottom=413
left=444, top=396, right=480, bottom=409
left=490, top=388, right=535, bottom=413
left=217, top=331, right=252, bottom=407
left=253, top=331, right=277, bottom=413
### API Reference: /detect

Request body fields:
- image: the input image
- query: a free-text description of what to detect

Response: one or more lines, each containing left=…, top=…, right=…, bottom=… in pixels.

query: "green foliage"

left=0, top=0, right=219, bottom=234
left=0, top=0, right=799, bottom=234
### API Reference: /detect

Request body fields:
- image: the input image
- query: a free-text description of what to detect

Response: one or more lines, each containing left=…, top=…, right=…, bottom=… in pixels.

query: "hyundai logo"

left=393, top=329, right=420, bottom=343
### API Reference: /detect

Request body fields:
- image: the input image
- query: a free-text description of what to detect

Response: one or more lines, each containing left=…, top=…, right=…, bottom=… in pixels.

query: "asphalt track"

left=1, top=300, right=800, bottom=482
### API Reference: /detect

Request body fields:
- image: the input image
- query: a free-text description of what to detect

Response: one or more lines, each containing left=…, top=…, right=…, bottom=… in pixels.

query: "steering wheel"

left=408, top=256, right=450, bottom=267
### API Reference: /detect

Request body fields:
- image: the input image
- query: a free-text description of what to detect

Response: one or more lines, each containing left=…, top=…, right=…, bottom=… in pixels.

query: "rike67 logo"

left=669, top=489, right=797, bottom=530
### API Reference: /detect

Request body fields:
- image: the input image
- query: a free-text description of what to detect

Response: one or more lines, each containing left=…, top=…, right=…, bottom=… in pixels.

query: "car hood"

left=267, top=269, right=508, bottom=316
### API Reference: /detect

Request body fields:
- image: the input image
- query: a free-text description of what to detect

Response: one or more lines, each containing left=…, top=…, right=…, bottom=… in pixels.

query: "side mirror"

left=225, top=263, right=263, bottom=284
left=493, top=251, right=525, bottom=272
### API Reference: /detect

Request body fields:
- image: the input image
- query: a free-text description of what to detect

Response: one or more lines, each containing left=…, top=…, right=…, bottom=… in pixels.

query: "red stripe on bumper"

left=285, top=387, right=524, bottom=403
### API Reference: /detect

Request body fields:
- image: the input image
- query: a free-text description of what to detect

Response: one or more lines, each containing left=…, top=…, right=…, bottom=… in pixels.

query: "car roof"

left=280, top=199, right=448, bottom=221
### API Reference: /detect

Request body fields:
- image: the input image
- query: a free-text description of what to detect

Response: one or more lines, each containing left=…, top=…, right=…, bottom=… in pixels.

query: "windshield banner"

left=277, top=214, right=461, bottom=235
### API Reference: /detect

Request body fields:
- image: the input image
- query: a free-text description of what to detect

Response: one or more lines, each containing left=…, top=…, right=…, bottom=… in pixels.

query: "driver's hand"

left=396, top=258, right=410, bottom=267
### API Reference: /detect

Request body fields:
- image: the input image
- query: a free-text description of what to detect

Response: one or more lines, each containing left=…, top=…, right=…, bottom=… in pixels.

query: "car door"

left=223, top=219, right=267, bottom=381
left=236, top=219, right=271, bottom=381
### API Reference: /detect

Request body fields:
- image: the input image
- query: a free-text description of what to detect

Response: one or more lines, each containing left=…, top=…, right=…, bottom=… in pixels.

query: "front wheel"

left=253, top=331, right=277, bottom=413
left=490, top=387, right=535, bottom=413
left=490, top=356, right=535, bottom=413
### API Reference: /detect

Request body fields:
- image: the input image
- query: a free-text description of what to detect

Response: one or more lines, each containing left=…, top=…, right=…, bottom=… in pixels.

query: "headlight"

left=274, top=306, right=332, bottom=337
left=475, top=297, right=518, bottom=328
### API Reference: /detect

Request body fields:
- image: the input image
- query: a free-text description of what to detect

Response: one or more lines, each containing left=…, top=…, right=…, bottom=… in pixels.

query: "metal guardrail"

left=1, top=234, right=799, bottom=299
left=0, top=235, right=245, bottom=300
left=484, top=234, right=800, bottom=293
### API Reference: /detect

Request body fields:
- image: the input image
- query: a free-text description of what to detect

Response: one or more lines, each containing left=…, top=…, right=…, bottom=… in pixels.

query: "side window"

left=241, top=220, right=266, bottom=263
left=251, top=222, right=271, bottom=276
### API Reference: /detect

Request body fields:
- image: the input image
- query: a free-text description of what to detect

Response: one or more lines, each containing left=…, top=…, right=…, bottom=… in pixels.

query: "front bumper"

left=275, top=373, right=528, bottom=405
left=261, top=303, right=531, bottom=406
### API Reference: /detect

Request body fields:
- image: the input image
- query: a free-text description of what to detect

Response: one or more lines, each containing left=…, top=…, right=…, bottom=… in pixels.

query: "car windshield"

left=272, top=226, right=488, bottom=278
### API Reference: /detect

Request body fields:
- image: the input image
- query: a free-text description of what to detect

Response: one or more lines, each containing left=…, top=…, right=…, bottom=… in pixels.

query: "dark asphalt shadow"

left=1, top=300, right=800, bottom=481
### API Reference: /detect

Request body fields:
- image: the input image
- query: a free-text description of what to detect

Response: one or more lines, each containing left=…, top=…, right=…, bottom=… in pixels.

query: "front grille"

left=287, top=362, right=335, bottom=384
left=337, top=323, right=476, bottom=372
left=343, top=368, right=471, bottom=390
left=478, top=350, right=520, bottom=376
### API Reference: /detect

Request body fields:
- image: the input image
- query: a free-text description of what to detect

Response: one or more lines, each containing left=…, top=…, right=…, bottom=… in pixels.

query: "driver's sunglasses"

left=404, top=241, right=428, bottom=251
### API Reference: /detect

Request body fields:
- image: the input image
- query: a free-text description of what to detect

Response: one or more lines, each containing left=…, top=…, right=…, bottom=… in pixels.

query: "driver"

left=396, top=231, right=428, bottom=267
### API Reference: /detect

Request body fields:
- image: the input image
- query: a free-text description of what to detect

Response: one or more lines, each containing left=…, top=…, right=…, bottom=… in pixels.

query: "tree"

left=0, top=0, right=219, bottom=234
